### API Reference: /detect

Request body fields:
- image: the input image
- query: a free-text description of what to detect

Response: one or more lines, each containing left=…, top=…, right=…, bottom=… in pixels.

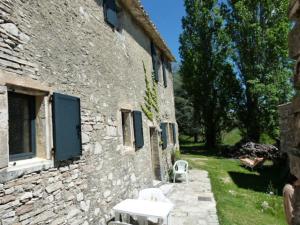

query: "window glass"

left=8, top=92, right=36, bottom=158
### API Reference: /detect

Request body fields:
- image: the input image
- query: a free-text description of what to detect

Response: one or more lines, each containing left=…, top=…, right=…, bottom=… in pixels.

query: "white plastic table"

left=113, top=199, right=174, bottom=225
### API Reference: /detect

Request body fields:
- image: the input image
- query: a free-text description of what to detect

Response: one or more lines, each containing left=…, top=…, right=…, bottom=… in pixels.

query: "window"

left=151, top=41, right=159, bottom=82
left=0, top=76, right=83, bottom=182
left=121, top=110, right=144, bottom=149
left=161, top=56, right=168, bottom=88
left=122, top=110, right=134, bottom=147
left=160, top=123, right=168, bottom=149
left=168, top=123, right=174, bottom=144
left=8, top=92, right=36, bottom=160
left=161, top=122, right=177, bottom=149
left=103, top=0, right=119, bottom=29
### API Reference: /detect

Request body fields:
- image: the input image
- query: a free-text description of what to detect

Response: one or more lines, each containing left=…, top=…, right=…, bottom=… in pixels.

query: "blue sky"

left=140, top=0, right=185, bottom=62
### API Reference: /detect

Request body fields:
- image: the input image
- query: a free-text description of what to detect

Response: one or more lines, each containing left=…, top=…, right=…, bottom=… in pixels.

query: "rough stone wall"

left=281, top=1, right=300, bottom=224
left=0, top=0, right=177, bottom=224
left=279, top=103, right=294, bottom=153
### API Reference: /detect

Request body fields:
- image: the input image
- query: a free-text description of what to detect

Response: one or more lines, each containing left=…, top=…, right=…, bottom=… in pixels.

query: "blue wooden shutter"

left=133, top=111, right=144, bottom=149
left=162, top=56, right=168, bottom=87
left=172, top=123, right=177, bottom=144
left=104, top=0, right=118, bottom=28
left=52, top=93, right=82, bottom=161
left=151, top=42, right=159, bottom=82
left=160, top=123, right=168, bottom=149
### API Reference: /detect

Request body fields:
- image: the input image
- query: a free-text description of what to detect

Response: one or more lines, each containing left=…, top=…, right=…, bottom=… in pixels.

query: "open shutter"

left=162, top=57, right=168, bottom=87
left=160, top=123, right=168, bottom=149
left=172, top=123, right=177, bottom=144
left=151, top=42, right=159, bottom=82
left=133, top=111, right=144, bottom=149
left=52, top=93, right=82, bottom=161
left=104, top=0, right=118, bottom=28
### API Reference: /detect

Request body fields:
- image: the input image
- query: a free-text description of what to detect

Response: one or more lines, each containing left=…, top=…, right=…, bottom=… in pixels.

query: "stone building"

left=279, top=0, right=300, bottom=224
left=0, top=0, right=178, bottom=224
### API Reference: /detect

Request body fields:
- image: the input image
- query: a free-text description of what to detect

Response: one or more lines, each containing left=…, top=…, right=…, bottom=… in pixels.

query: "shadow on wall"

left=93, top=0, right=152, bottom=57
left=228, top=165, right=286, bottom=196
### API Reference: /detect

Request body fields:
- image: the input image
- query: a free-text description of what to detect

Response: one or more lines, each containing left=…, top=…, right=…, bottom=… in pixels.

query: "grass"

left=180, top=145, right=287, bottom=225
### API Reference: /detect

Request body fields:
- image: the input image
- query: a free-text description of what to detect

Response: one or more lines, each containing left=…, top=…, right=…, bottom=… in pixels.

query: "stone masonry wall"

left=281, top=1, right=300, bottom=224
left=278, top=103, right=294, bottom=153
left=0, top=0, right=178, bottom=224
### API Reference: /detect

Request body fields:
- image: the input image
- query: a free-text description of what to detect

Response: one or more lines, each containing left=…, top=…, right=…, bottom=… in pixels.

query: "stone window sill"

left=122, top=146, right=135, bottom=155
left=0, top=158, right=53, bottom=183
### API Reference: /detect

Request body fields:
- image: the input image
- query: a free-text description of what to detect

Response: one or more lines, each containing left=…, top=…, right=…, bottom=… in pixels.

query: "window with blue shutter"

left=133, top=111, right=144, bottom=149
left=172, top=123, right=177, bottom=144
left=151, top=41, right=159, bottom=82
left=161, top=56, right=168, bottom=88
left=103, top=0, right=118, bottom=28
left=160, top=123, right=168, bottom=150
left=52, top=93, right=82, bottom=161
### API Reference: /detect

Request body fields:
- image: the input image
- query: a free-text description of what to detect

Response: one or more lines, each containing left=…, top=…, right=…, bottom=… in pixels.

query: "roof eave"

left=119, top=0, right=176, bottom=62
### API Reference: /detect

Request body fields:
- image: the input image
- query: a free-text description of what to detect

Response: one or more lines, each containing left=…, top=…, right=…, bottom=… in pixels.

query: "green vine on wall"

left=141, top=61, right=159, bottom=121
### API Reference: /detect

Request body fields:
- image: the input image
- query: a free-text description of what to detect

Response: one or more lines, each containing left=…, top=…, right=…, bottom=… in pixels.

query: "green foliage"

left=259, top=133, right=276, bottom=145
left=174, top=73, right=201, bottom=138
left=141, top=62, right=159, bottom=121
left=222, top=0, right=293, bottom=141
left=180, top=0, right=241, bottom=147
left=222, top=128, right=242, bottom=146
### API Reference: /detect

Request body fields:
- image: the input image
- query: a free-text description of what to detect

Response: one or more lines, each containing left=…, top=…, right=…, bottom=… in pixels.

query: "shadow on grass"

left=180, top=144, right=226, bottom=159
left=228, top=165, right=286, bottom=196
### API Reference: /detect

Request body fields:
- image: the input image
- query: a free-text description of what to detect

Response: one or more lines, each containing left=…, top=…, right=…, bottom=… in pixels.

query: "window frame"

left=8, top=90, right=37, bottom=161
left=168, top=123, right=174, bottom=145
left=121, top=109, right=135, bottom=148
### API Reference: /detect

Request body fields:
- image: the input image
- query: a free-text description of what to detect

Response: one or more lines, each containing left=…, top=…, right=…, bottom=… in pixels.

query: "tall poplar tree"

left=179, top=0, right=241, bottom=147
left=223, top=0, right=293, bottom=141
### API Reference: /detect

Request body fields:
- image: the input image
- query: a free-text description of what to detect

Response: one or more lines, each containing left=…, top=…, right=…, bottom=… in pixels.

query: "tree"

left=222, top=0, right=293, bottom=141
left=179, top=0, right=241, bottom=148
left=174, top=73, right=201, bottom=142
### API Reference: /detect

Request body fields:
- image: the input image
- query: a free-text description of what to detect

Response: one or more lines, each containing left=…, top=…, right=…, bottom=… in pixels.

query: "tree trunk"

left=194, top=134, right=199, bottom=143
left=245, top=87, right=260, bottom=142
left=205, top=122, right=217, bottom=148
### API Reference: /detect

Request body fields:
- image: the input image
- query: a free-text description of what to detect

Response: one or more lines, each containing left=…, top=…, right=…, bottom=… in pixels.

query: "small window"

left=160, top=123, right=168, bottom=149
left=168, top=123, right=174, bottom=144
left=161, top=56, right=168, bottom=88
left=122, top=110, right=134, bottom=147
left=103, top=0, right=119, bottom=28
left=8, top=92, right=36, bottom=160
left=151, top=42, right=159, bottom=82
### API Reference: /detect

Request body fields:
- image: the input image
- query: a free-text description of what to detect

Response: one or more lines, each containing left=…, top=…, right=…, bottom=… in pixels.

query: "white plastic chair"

left=138, top=188, right=172, bottom=224
left=173, top=160, right=189, bottom=183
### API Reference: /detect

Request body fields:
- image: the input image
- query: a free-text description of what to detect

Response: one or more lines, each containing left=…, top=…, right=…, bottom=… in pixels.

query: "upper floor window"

left=103, top=0, right=120, bottom=29
left=161, top=56, right=168, bottom=88
left=151, top=41, right=159, bottom=82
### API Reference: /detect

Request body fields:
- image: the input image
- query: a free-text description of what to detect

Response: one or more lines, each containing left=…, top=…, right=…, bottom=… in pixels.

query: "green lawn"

left=180, top=145, right=287, bottom=225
